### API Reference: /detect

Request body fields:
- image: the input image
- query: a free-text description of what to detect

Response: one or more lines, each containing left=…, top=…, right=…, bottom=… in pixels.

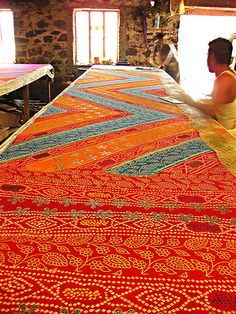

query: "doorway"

left=178, top=14, right=236, bottom=99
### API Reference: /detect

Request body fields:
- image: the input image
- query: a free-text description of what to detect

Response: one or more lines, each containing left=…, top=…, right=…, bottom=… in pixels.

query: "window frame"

left=0, top=9, right=15, bottom=64
left=73, top=8, right=120, bottom=65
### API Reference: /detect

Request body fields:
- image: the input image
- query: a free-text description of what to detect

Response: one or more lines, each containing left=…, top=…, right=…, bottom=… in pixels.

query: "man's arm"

left=162, top=48, right=174, bottom=68
left=150, top=51, right=161, bottom=67
left=180, top=72, right=236, bottom=116
left=180, top=92, right=214, bottom=116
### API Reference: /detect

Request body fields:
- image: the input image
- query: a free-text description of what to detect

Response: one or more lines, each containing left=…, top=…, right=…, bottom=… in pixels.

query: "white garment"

left=164, top=43, right=178, bottom=65
left=214, top=70, right=236, bottom=130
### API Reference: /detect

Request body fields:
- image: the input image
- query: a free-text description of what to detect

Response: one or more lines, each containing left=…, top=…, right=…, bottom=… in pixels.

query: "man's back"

left=213, top=69, right=236, bottom=130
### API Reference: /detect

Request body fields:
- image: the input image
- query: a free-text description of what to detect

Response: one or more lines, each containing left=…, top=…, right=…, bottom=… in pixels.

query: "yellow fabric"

left=214, top=70, right=236, bottom=130
left=175, top=102, right=236, bottom=177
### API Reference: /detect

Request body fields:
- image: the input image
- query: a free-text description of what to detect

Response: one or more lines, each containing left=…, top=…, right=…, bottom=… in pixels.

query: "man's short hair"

left=153, top=32, right=165, bottom=41
left=208, top=37, right=233, bottom=65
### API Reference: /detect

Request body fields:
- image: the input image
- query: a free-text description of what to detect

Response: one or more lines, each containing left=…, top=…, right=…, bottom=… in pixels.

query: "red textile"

left=0, top=67, right=235, bottom=313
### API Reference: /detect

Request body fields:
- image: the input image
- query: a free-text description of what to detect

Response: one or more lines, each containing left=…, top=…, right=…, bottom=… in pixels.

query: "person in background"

left=159, top=44, right=180, bottom=83
left=181, top=37, right=236, bottom=136
left=150, top=32, right=180, bottom=83
left=150, top=32, right=165, bottom=68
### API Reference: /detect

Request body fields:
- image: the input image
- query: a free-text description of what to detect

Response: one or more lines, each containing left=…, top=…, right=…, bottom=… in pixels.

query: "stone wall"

left=6, top=0, right=181, bottom=94
left=9, top=0, right=69, bottom=83
left=125, top=6, right=180, bottom=66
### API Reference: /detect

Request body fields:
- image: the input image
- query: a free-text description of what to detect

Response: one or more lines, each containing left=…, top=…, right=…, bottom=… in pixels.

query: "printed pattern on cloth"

left=0, top=67, right=236, bottom=313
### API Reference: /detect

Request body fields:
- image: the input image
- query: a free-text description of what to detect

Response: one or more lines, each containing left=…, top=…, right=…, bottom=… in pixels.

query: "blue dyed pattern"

left=0, top=85, right=175, bottom=162
left=110, top=139, right=212, bottom=176
left=0, top=69, right=206, bottom=167
left=40, top=105, right=67, bottom=117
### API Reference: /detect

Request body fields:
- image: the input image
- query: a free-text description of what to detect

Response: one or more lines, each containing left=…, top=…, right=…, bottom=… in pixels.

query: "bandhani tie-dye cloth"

left=0, top=64, right=54, bottom=96
left=0, top=66, right=236, bottom=314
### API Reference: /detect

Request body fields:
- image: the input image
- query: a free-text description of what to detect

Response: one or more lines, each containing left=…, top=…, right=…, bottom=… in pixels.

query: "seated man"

left=181, top=37, right=236, bottom=136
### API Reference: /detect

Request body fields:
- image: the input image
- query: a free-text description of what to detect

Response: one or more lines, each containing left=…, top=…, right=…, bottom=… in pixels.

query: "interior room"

left=0, top=0, right=236, bottom=313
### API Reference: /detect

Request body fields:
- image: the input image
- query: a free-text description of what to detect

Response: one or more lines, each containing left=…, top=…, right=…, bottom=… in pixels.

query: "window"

left=0, top=9, right=15, bottom=64
left=74, top=9, right=119, bottom=65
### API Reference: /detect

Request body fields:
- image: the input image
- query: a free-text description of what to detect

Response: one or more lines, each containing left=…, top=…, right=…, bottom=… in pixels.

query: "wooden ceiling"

left=184, top=0, right=236, bottom=8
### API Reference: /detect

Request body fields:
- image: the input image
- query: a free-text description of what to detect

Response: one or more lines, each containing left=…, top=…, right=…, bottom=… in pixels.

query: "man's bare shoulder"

left=218, top=70, right=236, bottom=81
left=216, top=71, right=236, bottom=89
left=214, top=70, right=236, bottom=104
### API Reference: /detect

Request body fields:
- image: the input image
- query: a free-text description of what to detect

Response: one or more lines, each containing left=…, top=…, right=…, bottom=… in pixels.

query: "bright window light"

left=90, top=11, right=103, bottom=62
left=178, top=14, right=236, bottom=99
left=74, top=9, right=119, bottom=65
left=105, top=12, right=119, bottom=62
left=75, top=11, right=89, bottom=65
left=0, top=10, right=15, bottom=64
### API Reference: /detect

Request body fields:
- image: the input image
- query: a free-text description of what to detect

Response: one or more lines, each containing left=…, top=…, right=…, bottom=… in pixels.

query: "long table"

left=0, top=63, right=54, bottom=122
left=0, top=66, right=235, bottom=313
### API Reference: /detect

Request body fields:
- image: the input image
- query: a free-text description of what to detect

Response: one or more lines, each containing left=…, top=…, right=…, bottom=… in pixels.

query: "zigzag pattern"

left=0, top=67, right=236, bottom=313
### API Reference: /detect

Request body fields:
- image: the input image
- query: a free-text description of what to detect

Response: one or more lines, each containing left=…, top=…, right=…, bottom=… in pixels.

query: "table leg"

left=47, top=78, right=52, bottom=103
left=22, top=85, right=30, bottom=122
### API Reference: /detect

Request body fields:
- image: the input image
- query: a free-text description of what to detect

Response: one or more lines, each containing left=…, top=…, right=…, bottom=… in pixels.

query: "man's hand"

left=179, top=91, right=195, bottom=106
left=179, top=91, right=214, bottom=116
